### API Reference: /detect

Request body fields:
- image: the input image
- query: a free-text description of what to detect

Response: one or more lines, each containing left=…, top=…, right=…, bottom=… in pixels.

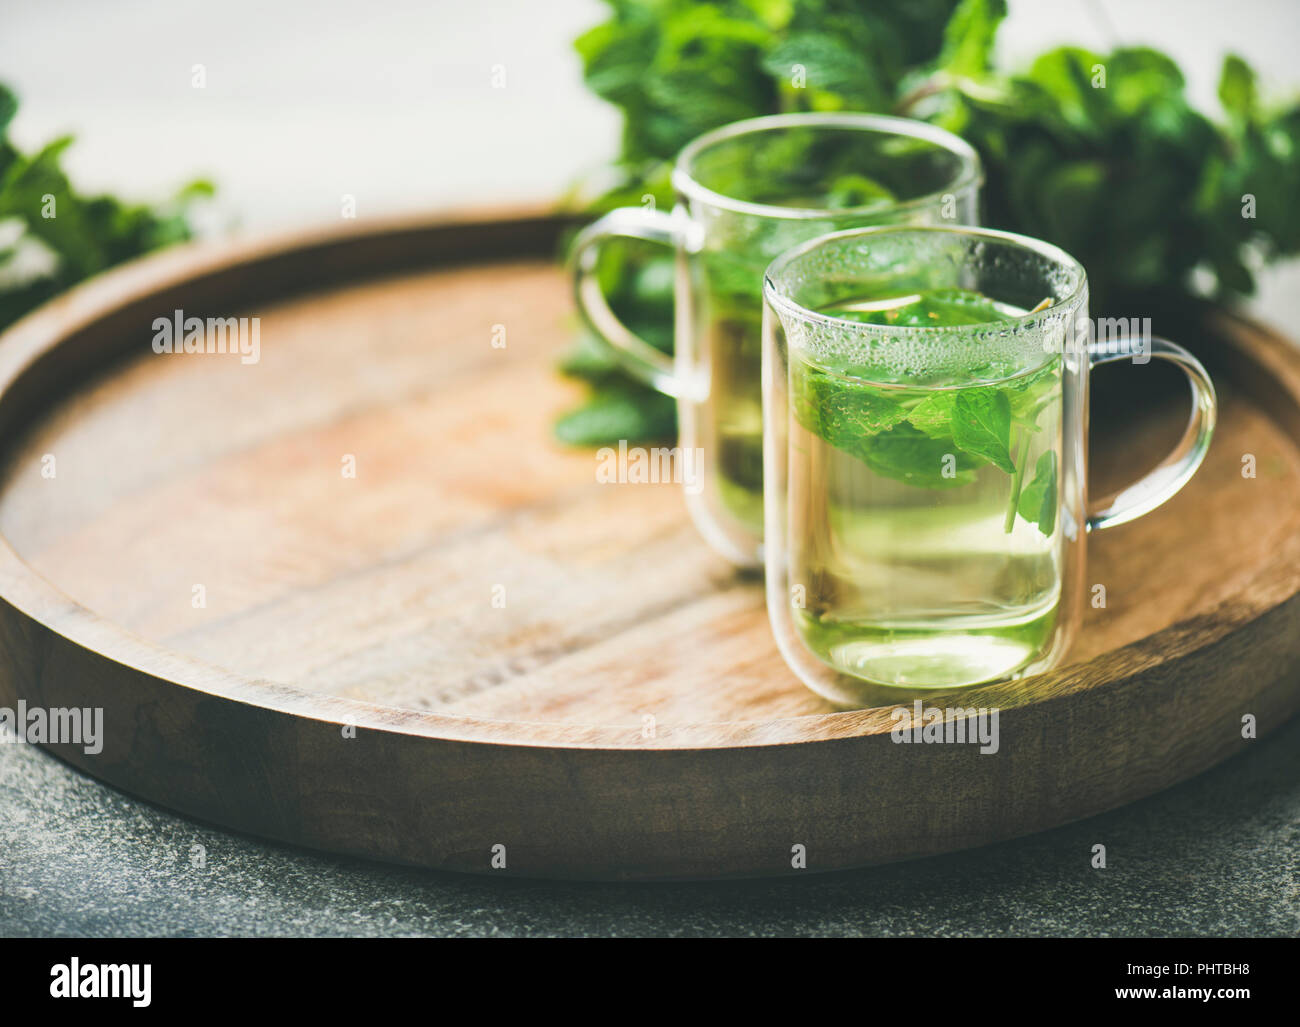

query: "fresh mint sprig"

left=0, top=83, right=212, bottom=333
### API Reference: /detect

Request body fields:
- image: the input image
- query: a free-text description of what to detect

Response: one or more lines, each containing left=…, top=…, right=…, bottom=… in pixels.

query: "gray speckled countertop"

left=2, top=713, right=1298, bottom=937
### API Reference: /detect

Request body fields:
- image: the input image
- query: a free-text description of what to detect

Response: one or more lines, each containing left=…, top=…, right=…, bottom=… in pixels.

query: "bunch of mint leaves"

left=0, top=83, right=213, bottom=332
left=557, top=0, right=1300, bottom=445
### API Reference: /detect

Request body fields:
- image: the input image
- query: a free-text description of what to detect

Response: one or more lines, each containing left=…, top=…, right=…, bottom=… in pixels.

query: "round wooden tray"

left=1, top=209, right=1298, bottom=881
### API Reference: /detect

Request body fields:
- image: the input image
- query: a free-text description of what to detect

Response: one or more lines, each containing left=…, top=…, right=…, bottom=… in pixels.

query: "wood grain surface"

left=0, top=209, right=1296, bottom=879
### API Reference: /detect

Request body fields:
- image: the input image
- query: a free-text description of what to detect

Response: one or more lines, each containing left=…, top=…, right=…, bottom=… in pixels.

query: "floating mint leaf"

left=793, top=368, right=907, bottom=455
left=1017, top=451, right=1058, bottom=535
left=861, top=423, right=982, bottom=489
left=920, top=288, right=1018, bottom=323
left=906, top=391, right=958, bottom=438
left=827, top=288, right=1015, bottom=328
left=1004, top=367, right=1059, bottom=428
left=911, top=362, right=1058, bottom=443
left=794, top=368, right=986, bottom=487
left=952, top=388, right=1015, bottom=472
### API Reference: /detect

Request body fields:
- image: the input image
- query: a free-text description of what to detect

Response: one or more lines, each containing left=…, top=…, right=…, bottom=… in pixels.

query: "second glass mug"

left=570, top=112, right=981, bottom=566
left=761, top=226, right=1217, bottom=705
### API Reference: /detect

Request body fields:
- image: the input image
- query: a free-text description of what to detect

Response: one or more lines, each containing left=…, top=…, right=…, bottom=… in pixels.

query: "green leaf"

left=952, top=388, right=1014, bottom=472
left=557, top=331, right=624, bottom=382
left=861, top=422, right=981, bottom=489
left=1218, top=54, right=1257, bottom=123
left=553, top=385, right=676, bottom=446
left=1107, top=47, right=1186, bottom=119
left=938, top=0, right=1007, bottom=79
left=0, top=84, right=17, bottom=139
left=1001, top=362, right=1059, bottom=428
left=738, top=0, right=794, bottom=31
left=1024, top=46, right=1108, bottom=134
left=793, top=364, right=990, bottom=490
left=1036, top=160, right=1107, bottom=242
left=793, top=367, right=908, bottom=454
left=762, top=31, right=889, bottom=108
left=173, top=178, right=217, bottom=202
left=1017, top=450, right=1058, bottom=535
left=906, top=390, right=958, bottom=438
left=575, top=18, right=658, bottom=109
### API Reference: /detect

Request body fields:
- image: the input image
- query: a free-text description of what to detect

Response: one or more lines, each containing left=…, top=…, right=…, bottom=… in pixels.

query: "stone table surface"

left=1, top=713, right=1297, bottom=938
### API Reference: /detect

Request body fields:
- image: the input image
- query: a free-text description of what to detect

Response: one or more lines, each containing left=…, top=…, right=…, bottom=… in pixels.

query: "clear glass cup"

left=570, top=113, right=981, bottom=567
left=762, top=225, right=1217, bottom=705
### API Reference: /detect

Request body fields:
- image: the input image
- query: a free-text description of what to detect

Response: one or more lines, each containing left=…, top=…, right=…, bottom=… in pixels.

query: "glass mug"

left=570, top=113, right=981, bottom=566
left=761, top=225, right=1217, bottom=705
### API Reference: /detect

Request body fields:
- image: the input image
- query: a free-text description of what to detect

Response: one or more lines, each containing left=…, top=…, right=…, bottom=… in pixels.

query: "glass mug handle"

left=568, top=207, right=700, bottom=399
left=1086, top=337, right=1217, bottom=532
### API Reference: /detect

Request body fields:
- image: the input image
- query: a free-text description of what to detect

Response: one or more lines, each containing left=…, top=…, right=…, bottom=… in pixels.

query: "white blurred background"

left=2, top=0, right=1298, bottom=323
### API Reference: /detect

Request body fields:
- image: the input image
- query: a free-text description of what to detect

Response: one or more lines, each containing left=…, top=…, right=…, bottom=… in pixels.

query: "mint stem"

left=1004, top=429, right=1031, bottom=533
